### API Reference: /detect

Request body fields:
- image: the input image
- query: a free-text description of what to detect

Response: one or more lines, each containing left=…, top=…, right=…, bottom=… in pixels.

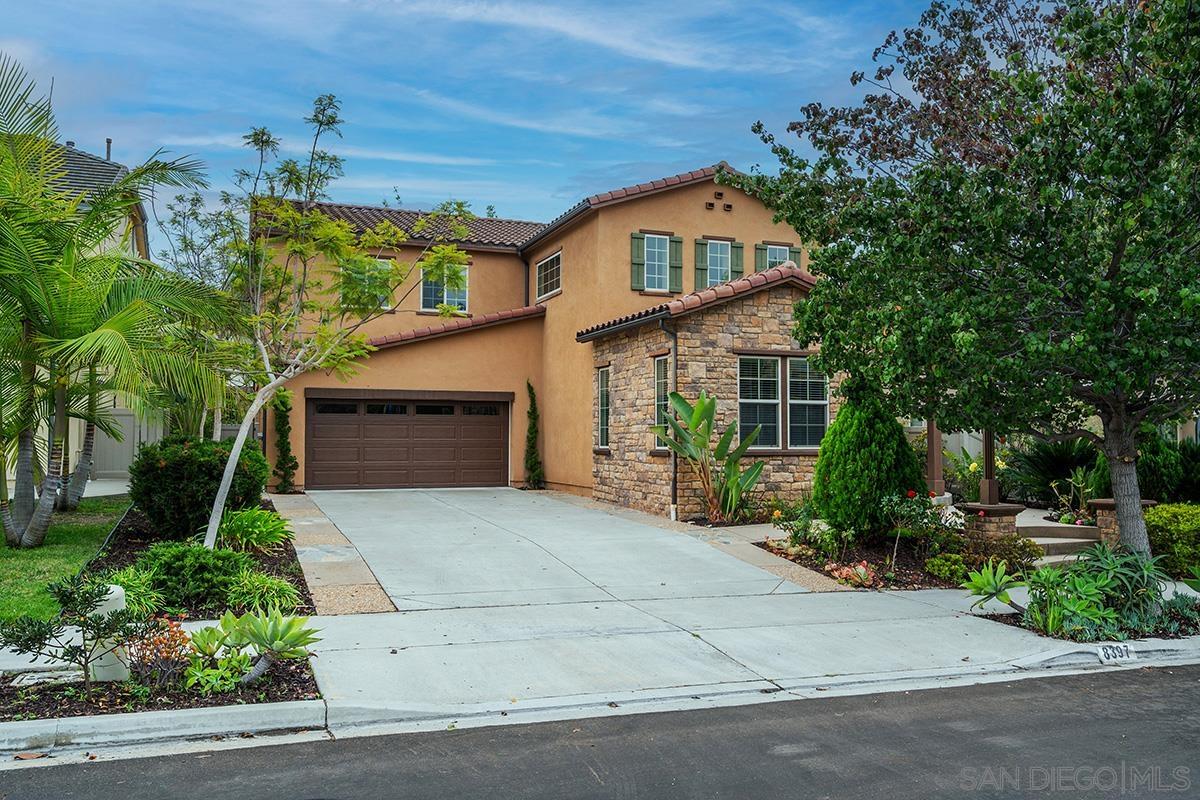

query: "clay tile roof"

left=307, top=201, right=547, bottom=249
left=368, top=304, right=546, bottom=349
left=575, top=264, right=816, bottom=342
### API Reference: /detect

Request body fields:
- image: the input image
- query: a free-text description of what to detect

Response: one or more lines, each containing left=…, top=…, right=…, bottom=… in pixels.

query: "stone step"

left=1029, top=536, right=1097, bottom=556
left=1020, top=522, right=1102, bottom=540
left=1033, top=553, right=1079, bottom=569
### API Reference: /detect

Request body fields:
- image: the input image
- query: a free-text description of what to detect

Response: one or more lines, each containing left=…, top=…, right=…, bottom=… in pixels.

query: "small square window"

left=536, top=252, right=561, bottom=299
left=421, top=267, right=468, bottom=312
left=766, top=245, right=791, bottom=268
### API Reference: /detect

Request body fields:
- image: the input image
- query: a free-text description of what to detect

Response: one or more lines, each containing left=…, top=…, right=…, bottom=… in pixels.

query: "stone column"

left=1087, top=499, right=1157, bottom=548
left=962, top=503, right=1026, bottom=538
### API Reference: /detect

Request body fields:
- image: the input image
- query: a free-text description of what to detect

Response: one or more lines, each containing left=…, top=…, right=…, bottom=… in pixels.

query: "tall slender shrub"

left=811, top=384, right=924, bottom=539
left=271, top=389, right=299, bottom=493
left=524, top=381, right=545, bottom=489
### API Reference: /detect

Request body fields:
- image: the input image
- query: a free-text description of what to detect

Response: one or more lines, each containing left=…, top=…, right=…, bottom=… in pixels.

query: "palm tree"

left=0, top=54, right=235, bottom=546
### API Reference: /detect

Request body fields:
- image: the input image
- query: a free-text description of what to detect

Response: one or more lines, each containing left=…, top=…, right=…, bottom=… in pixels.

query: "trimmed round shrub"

left=129, top=435, right=270, bottom=539
left=136, top=542, right=252, bottom=610
left=1090, top=429, right=1184, bottom=503
left=810, top=387, right=925, bottom=539
left=1144, top=503, right=1200, bottom=578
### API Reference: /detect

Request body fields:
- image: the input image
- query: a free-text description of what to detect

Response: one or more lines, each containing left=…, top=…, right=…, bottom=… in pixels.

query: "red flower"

left=906, top=490, right=917, bottom=498
left=928, top=490, right=937, bottom=497
left=977, top=510, right=985, bottom=517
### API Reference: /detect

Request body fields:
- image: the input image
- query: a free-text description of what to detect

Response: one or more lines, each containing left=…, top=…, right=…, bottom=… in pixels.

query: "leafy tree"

left=523, top=381, right=544, bottom=489
left=810, top=384, right=925, bottom=537
left=169, top=95, right=474, bottom=547
left=728, top=0, right=1200, bottom=553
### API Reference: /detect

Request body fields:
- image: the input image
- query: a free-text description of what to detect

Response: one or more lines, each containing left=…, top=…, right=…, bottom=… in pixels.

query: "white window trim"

left=420, top=266, right=469, bottom=312
left=738, top=355, right=780, bottom=450
left=597, top=366, right=611, bottom=449
left=707, top=240, right=731, bottom=286
left=535, top=250, right=562, bottom=301
left=787, top=358, right=829, bottom=449
left=644, top=233, right=670, bottom=292
left=766, top=244, right=790, bottom=269
left=653, top=355, right=669, bottom=449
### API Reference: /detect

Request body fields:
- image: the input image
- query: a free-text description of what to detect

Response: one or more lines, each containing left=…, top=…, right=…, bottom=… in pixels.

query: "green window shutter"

left=631, top=232, right=646, bottom=291
left=754, top=243, right=767, bottom=272
left=788, top=246, right=803, bottom=265
left=731, top=241, right=744, bottom=279
left=694, top=239, right=708, bottom=289
left=668, top=236, right=683, bottom=293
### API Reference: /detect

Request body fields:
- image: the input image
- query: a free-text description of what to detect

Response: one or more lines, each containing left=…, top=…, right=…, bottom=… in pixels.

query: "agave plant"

left=238, top=609, right=320, bottom=684
left=651, top=390, right=765, bottom=524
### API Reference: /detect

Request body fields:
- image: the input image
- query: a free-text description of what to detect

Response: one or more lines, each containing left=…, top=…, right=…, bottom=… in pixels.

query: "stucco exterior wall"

left=270, top=316, right=544, bottom=490
left=591, top=285, right=842, bottom=519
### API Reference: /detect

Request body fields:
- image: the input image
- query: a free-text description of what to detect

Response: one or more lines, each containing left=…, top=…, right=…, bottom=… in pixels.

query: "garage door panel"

left=306, top=398, right=507, bottom=489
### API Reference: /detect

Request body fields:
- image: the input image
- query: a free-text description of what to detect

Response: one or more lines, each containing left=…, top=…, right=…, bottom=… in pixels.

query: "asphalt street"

left=4, top=665, right=1198, bottom=800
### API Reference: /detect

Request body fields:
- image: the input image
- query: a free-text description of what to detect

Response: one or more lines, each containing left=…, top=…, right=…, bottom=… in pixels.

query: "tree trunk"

left=199, top=405, right=208, bottom=438
left=61, top=367, right=99, bottom=511
left=202, top=379, right=286, bottom=548
left=21, top=383, right=67, bottom=548
left=239, top=651, right=275, bottom=684
left=212, top=402, right=223, bottom=442
left=1102, top=417, right=1150, bottom=555
left=0, top=405, right=19, bottom=547
left=12, top=427, right=35, bottom=531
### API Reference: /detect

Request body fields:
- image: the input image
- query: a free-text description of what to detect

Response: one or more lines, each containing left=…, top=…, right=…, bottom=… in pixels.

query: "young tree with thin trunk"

left=190, top=95, right=473, bottom=548
left=728, top=0, right=1200, bottom=554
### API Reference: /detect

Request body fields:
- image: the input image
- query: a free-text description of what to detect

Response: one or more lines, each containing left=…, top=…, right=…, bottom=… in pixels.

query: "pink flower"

left=977, top=510, right=985, bottom=517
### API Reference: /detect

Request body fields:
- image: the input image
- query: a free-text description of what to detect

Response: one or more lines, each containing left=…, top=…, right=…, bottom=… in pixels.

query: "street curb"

left=0, top=699, right=326, bottom=753
left=1009, top=635, right=1200, bottom=671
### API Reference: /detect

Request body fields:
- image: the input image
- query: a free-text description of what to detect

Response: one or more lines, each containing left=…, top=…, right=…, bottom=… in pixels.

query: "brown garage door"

left=305, top=398, right=508, bottom=489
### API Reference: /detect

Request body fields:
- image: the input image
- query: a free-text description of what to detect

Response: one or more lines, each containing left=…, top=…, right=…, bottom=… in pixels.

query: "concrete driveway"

left=307, top=487, right=802, bottom=609
left=298, top=488, right=1073, bottom=733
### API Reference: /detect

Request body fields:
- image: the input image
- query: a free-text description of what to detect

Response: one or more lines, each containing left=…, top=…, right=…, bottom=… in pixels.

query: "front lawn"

left=0, top=494, right=129, bottom=621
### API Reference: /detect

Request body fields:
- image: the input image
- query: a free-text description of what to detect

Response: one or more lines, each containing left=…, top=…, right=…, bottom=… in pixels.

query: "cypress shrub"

left=811, top=385, right=925, bottom=539
left=524, top=381, right=545, bottom=488
left=271, top=389, right=299, bottom=493
left=130, top=435, right=270, bottom=539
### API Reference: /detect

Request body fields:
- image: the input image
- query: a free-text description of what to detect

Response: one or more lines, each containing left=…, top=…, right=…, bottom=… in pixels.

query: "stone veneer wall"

left=592, top=286, right=841, bottom=518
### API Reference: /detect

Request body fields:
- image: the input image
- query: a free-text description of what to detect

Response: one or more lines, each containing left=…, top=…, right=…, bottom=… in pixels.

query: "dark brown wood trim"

left=304, top=388, right=515, bottom=402
left=648, top=448, right=670, bottom=457
left=638, top=228, right=674, bottom=236
left=761, top=239, right=796, bottom=247
left=701, top=234, right=735, bottom=242
left=732, top=348, right=812, bottom=357
left=593, top=447, right=612, bottom=456
left=648, top=348, right=671, bottom=358
left=638, top=290, right=677, bottom=297
left=745, top=448, right=820, bottom=457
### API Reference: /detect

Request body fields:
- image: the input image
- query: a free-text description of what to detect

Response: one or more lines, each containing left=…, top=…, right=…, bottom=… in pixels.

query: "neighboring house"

left=2, top=142, right=162, bottom=484
left=274, top=163, right=828, bottom=517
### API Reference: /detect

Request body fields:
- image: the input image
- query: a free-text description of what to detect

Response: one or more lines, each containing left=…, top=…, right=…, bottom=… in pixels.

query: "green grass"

left=0, top=494, right=130, bottom=621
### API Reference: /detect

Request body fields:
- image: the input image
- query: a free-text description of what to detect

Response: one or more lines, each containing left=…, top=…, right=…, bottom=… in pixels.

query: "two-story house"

left=274, top=163, right=833, bottom=519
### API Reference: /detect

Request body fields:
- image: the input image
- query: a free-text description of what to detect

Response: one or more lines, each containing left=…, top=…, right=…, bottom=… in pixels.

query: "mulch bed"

left=84, top=500, right=316, bottom=619
left=0, top=658, right=319, bottom=722
left=756, top=538, right=960, bottom=590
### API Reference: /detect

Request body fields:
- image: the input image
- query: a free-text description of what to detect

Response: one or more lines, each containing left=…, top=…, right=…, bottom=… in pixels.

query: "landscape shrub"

left=1143, top=503, right=1200, bottom=578
left=810, top=386, right=924, bottom=538
left=1090, top=429, right=1184, bottom=502
left=136, top=542, right=251, bottom=610
left=270, top=389, right=300, bottom=493
left=1003, top=438, right=1100, bottom=505
left=1178, top=440, right=1200, bottom=502
left=960, top=530, right=1043, bottom=575
left=216, top=509, right=294, bottom=553
left=97, top=565, right=164, bottom=619
left=225, top=567, right=301, bottom=613
left=924, top=552, right=968, bottom=583
left=129, top=435, right=270, bottom=539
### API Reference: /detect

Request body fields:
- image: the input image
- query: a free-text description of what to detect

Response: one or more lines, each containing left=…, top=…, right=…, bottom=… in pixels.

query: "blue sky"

left=6, top=0, right=923, bottom=224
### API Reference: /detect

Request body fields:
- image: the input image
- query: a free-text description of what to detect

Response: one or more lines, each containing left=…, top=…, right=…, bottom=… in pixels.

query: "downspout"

left=522, top=254, right=530, bottom=306
left=659, top=319, right=679, bottom=521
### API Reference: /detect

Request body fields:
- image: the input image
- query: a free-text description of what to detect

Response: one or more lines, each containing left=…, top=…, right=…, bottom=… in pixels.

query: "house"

left=274, top=163, right=832, bottom=518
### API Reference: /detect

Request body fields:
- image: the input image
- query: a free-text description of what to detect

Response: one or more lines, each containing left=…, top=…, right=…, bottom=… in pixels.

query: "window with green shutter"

left=731, top=241, right=744, bottom=279
left=765, top=244, right=790, bottom=269
left=630, top=233, right=646, bottom=291
left=668, top=236, right=683, bottom=292
left=789, top=246, right=803, bottom=264
left=694, top=239, right=708, bottom=288
left=755, top=243, right=768, bottom=271
left=644, top=234, right=669, bottom=291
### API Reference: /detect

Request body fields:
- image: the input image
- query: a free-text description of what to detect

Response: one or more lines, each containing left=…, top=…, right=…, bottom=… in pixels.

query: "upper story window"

left=738, top=357, right=780, bottom=448
left=766, top=245, right=790, bottom=268
left=536, top=251, right=561, bottom=299
left=644, top=235, right=670, bottom=292
left=707, top=241, right=731, bottom=285
left=597, top=366, right=611, bottom=449
left=653, top=355, right=670, bottom=447
left=340, top=258, right=394, bottom=310
left=421, top=267, right=468, bottom=312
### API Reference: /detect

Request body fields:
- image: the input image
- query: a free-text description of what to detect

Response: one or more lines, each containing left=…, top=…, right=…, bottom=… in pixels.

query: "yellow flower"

left=996, top=459, right=1007, bottom=471
left=772, top=509, right=782, bottom=519
left=968, top=461, right=979, bottom=473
